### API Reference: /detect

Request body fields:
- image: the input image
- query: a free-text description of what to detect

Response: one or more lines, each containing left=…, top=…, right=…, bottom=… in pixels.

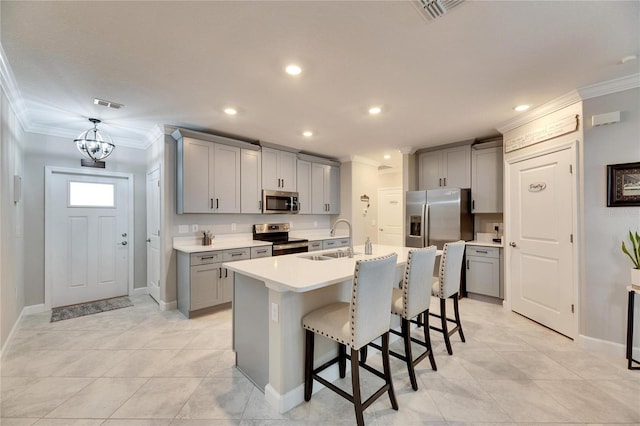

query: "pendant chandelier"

left=74, top=118, right=115, bottom=161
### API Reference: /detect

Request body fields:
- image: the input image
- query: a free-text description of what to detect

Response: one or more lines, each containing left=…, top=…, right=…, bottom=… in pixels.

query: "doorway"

left=377, top=187, right=403, bottom=246
left=507, top=146, right=576, bottom=338
left=146, top=168, right=161, bottom=303
left=45, top=167, right=133, bottom=308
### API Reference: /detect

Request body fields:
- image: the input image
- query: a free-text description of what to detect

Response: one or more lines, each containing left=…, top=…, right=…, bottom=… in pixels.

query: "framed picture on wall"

left=607, top=162, right=640, bottom=207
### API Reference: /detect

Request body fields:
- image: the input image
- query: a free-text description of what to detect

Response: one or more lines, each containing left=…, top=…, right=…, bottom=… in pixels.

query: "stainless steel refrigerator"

left=405, top=188, right=473, bottom=250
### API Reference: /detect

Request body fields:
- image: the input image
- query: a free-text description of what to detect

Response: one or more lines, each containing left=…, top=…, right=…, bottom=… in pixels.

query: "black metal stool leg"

left=382, top=332, right=399, bottom=410
left=401, top=318, right=418, bottom=390
left=452, top=293, right=465, bottom=343
left=351, top=348, right=365, bottom=426
left=339, top=343, right=347, bottom=378
left=440, top=298, right=453, bottom=355
left=304, top=330, right=314, bottom=401
left=423, top=309, right=437, bottom=370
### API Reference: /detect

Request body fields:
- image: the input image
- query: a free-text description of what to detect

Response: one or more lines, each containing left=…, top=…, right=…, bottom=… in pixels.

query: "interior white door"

left=508, top=148, right=574, bottom=338
left=147, top=168, right=161, bottom=303
left=377, top=187, right=403, bottom=246
left=49, top=171, right=130, bottom=307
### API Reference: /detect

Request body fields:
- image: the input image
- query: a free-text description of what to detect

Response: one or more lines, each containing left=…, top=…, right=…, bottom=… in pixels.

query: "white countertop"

left=173, top=235, right=271, bottom=254
left=466, top=240, right=504, bottom=248
left=224, top=244, right=440, bottom=293
left=289, top=229, right=350, bottom=241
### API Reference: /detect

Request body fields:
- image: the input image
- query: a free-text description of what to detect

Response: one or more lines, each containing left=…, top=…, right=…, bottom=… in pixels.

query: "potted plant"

left=622, top=230, right=640, bottom=288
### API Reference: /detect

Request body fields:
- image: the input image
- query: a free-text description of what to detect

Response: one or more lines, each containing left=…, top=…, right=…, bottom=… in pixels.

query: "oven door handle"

left=272, top=242, right=308, bottom=251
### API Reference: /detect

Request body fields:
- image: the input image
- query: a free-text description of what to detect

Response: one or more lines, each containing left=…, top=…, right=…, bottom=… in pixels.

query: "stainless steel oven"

left=262, top=190, right=299, bottom=214
left=253, top=223, right=308, bottom=256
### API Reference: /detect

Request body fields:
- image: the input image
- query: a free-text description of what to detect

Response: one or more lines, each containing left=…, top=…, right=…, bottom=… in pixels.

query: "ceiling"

left=2, top=1, right=639, bottom=168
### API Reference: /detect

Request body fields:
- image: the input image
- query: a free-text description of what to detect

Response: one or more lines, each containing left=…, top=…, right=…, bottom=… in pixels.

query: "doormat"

left=51, top=296, right=133, bottom=322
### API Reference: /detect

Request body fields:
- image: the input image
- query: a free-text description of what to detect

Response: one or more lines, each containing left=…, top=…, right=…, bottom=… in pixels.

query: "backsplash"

left=474, top=213, right=503, bottom=239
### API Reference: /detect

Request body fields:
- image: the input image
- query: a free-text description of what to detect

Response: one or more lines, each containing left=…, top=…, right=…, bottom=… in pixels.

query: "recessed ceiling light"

left=369, top=106, right=382, bottom=115
left=383, top=154, right=391, bottom=160
left=302, top=131, right=313, bottom=137
left=285, top=64, right=302, bottom=76
left=224, top=107, right=237, bottom=115
left=514, top=104, right=530, bottom=112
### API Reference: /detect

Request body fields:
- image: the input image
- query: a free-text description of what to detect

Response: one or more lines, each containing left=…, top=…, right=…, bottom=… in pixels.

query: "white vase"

left=632, top=268, right=640, bottom=288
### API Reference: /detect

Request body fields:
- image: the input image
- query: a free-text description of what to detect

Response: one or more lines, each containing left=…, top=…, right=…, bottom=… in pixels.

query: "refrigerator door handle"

left=423, top=203, right=429, bottom=247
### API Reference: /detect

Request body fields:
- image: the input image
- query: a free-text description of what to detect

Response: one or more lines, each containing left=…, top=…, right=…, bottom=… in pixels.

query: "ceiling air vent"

left=415, top=0, right=464, bottom=22
left=94, top=98, right=124, bottom=109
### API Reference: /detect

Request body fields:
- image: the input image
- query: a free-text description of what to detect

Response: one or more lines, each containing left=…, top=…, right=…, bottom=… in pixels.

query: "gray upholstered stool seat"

left=302, top=253, right=399, bottom=426
left=429, top=240, right=466, bottom=355
left=368, top=246, right=438, bottom=390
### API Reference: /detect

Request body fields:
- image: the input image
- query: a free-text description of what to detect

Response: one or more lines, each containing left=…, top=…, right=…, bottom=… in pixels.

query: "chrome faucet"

left=330, top=219, right=353, bottom=258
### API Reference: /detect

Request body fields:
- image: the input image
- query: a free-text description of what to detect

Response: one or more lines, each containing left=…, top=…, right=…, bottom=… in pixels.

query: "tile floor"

left=1, top=294, right=639, bottom=425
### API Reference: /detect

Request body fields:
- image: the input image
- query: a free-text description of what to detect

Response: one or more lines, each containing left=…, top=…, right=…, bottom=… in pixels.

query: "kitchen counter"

left=173, top=235, right=271, bottom=253
left=227, top=244, right=439, bottom=414
left=466, top=240, right=504, bottom=248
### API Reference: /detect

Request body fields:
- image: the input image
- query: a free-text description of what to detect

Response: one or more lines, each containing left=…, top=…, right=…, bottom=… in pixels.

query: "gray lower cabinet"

left=322, top=238, right=350, bottom=250
left=178, top=246, right=270, bottom=318
left=308, top=241, right=323, bottom=252
left=465, top=245, right=503, bottom=299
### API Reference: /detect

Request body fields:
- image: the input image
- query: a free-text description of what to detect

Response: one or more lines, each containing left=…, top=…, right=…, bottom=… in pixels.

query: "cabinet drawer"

left=191, top=251, right=222, bottom=266
left=308, top=241, right=323, bottom=252
left=251, top=246, right=272, bottom=258
left=223, top=248, right=251, bottom=261
left=466, top=246, right=499, bottom=258
left=323, top=238, right=349, bottom=249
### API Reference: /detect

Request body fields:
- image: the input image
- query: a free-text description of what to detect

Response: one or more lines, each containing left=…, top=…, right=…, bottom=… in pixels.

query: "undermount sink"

left=299, top=249, right=362, bottom=261
left=300, top=255, right=332, bottom=261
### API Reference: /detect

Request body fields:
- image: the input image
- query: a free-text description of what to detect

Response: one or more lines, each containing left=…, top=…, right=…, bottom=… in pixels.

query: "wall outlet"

left=271, top=302, right=279, bottom=322
left=178, top=225, right=189, bottom=234
left=191, top=224, right=198, bottom=232
left=231, top=223, right=236, bottom=231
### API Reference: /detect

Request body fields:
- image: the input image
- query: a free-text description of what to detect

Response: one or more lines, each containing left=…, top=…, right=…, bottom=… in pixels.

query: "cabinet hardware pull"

left=472, top=200, right=475, bottom=210
left=467, top=259, right=470, bottom=269
left=476, top=250, right=488, bottom=254
left=439, top=178, right=442, bottom=186
left=443, top=177, right=446, bottom=186
left=257, top=249, right=267, bottom=253
left=210, top=198, right=214, bottom=209
left=201, top=256, right=214, bottom=260
left=231, top=253, right=243, bottom=256
left=259, top=200, right=262, bottom=210
left=225, top=268, right=228, bottom=278
left=216, top=198, right=219, bottom=209
left=282, top=179, right=284, bottom=188
left=219, top=268, right=222, bottom=279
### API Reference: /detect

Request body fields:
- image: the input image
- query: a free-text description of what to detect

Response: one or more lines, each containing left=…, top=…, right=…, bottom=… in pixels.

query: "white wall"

left=583, top=87, right=640, bottom=349
left=22, top=132, right=148, bottom=307
left=0, top=85, right=24, bottom=350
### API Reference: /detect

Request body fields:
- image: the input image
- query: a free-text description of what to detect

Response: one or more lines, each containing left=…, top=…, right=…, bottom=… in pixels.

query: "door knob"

left=120, top=241, right=128, bottom=246
left=379, top=228, right=383, bottom=231
left=122, top=233, right=127, bottom=237
left=509, top=242, right=517, bottom=247
left=146, top=238, right=151, bottom=243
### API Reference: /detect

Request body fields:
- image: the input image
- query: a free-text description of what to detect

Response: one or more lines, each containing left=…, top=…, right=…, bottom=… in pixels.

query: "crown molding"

left=497, top=73, right=640, bottom=134
left=143, top=124, right=165, bottom=148
left=26, top=123, right=147, bottom=150
left=0, top=42, right=29, bottom=131
left=399, top=146, right=416, bottom=155
left=577, top=73, right=640, bottom=100
left=339, top=155, right=380, bottom=167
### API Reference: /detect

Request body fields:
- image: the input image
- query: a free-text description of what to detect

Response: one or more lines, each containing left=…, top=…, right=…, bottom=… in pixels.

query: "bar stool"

left=368, top=246, right=438, bottom=390
left=302, top=253, right=399, bottom=426
left=429, top=240, right=466, bottom=355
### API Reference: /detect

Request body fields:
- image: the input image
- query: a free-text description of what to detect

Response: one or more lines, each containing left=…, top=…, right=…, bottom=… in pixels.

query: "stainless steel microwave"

left=262, top=190, right=299, bottom=214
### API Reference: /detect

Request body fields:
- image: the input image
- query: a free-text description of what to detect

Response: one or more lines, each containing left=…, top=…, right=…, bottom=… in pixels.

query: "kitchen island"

left=224, top=244, right=418, bottom=414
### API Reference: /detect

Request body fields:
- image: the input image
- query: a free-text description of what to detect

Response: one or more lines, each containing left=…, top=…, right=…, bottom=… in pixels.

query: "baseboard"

left=0, top=307, right=25, bottom=360
left=22, top=303, right=48, bottom=315
left=264, top=363, right=344, bottom=413
left=159, top=300, right=177, bottom=311
left=578, top=334, right=637, bottom=359
left=132, top=287, right=148, bottom=296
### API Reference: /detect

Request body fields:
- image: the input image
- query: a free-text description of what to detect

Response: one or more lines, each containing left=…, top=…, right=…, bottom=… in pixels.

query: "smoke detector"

left=414, top=0, right=465, bottom=22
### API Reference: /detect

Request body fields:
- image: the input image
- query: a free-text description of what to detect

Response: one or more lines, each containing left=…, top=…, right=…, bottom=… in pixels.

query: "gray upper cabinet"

left=175, top=131, right=241, bottom=214
left=296, top=160, right=312, bottom=214
left=311, top=163, right=340, bottom=214
left=241, top=149, right=262, bottom=214
left=261, top=147, right=297, bottom=191
left=471, top=146, right=503, bottom=213
left=419, top=145, right=471, bottom=189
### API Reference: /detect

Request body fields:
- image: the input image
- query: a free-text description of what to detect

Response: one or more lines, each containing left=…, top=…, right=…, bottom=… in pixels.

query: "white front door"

left=47, top=169, right=131, bottom=307
left=377, top=187, right=403, bottom=246
left=508, top=148, right=575, bottom=338
left=147, top=168, right=161, bottom=303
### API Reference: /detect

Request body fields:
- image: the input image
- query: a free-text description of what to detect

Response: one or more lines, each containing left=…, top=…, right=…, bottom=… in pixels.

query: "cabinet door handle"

left=282, top=179, right=285, bottom=188
left=219, top=268, right=222, bottom=279
left=472, top=200, right=475, bottom=210
left=258, top=200, right=262, bottom=210
left=439, top=178, right=442, bottom=187
left=443, top=177, right=447, bottom=186
left=225, top=268, right=228, bottom=278
left=210, top=198, right=214, bottom=209
left=467, top=259, right=470, bottom=269
left=216, top=198, right=219, bottom=209
left=201, top=256, right=214, bottom=260
left=256, top=249, right=267, bottom=254
left=476, top=250, right=488, bottom=254
left=231, top=252, right=243, bottom=257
